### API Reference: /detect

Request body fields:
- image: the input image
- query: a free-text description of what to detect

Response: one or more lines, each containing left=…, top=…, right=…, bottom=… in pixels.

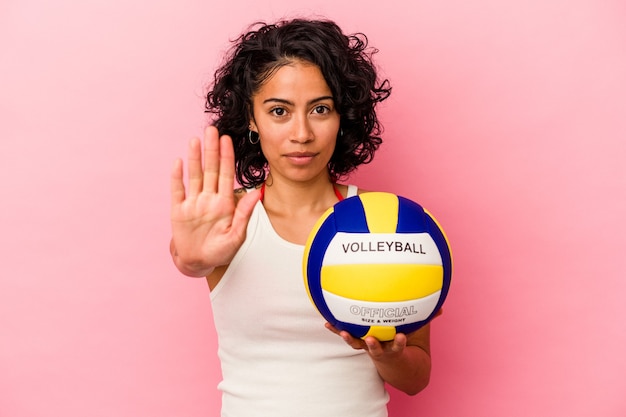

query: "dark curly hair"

left=205, top=18, right=391, bottom=188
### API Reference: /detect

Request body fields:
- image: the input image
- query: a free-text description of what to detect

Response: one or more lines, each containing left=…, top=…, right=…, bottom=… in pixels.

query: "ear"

left=247, top=104, right=257, bottom=132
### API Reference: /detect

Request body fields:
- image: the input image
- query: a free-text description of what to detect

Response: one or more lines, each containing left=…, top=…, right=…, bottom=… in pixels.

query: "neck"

left=262, top=175, right=338, bottom=216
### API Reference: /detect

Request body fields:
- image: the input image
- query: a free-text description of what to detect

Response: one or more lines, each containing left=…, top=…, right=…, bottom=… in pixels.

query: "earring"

left=339, top=128, right=344, bottom=137
left=248, top=130, right=260, bottom=145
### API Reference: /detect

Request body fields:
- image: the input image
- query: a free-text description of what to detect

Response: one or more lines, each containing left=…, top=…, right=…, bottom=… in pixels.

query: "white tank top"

left=210, top=185, right=389, bottom=417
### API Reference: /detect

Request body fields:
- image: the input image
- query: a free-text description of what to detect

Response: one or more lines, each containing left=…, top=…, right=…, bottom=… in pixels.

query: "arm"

left=170, top=126, right=259, bottom=277
left=364, top=325, right=432, bottom=395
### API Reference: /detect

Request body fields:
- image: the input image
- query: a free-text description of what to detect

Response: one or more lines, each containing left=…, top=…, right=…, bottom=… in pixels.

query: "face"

left=249, top=60, right=340, bottom=184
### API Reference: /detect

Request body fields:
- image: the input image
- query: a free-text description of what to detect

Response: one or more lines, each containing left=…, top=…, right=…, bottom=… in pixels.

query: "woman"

left=170, top=18, right=433, bottom=417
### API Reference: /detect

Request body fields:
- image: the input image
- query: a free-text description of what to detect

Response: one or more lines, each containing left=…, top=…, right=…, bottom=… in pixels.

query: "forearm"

left=327, top=322, right=434, bottom=395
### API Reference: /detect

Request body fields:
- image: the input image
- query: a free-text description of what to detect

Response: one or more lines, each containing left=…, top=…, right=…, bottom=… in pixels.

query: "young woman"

left=170, top=18, right=433, bottom=417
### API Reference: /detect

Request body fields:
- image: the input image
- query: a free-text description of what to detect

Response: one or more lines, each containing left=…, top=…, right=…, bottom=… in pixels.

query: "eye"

left=312, top=105, right=330, bottom=115
left=270, top=107, right=287, bottom=117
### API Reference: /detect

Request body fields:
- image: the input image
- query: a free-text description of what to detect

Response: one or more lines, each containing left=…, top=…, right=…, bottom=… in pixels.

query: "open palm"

left=170, top=126, right=260, bottom=276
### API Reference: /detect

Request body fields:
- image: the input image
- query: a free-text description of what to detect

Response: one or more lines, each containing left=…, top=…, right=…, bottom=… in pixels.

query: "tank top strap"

left=345, top=184, right=358, bottom=198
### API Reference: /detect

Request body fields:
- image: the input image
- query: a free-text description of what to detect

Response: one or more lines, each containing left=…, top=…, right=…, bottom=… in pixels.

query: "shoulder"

left=234, top=187, right=246, bottom=203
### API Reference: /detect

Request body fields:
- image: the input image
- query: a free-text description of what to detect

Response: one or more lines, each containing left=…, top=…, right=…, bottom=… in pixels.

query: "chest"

left=265, top=210, right=323, bottom=245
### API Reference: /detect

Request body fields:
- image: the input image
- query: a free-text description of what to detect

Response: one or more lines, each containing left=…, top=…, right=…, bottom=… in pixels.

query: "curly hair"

left=205, top=18, right=391, bottom=188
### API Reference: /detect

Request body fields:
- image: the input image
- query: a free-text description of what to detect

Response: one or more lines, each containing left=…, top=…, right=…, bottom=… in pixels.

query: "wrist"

left=170, top=240, right=215, bottom=277
left=174, top=255, right=215, bottom=277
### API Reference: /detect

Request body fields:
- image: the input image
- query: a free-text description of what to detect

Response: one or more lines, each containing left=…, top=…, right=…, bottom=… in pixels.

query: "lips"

left=285, top=151, right=317, bottom=158
left=283, top=151, right=318, bottom=165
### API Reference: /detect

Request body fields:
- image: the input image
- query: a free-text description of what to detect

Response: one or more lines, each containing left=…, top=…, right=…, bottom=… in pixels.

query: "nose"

left=290, top=115, right=313, bottom=143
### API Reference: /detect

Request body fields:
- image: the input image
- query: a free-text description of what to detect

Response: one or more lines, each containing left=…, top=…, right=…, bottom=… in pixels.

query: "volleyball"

left=303, top=192, right=452, bottom=341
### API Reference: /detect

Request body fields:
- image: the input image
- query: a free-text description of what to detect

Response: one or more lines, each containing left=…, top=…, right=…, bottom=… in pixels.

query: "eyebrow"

left=262, top=96, right=334, bottom=106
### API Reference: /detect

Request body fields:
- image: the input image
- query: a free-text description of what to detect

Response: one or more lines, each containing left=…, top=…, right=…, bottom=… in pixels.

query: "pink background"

left=2, top=0, right=625, bottom=416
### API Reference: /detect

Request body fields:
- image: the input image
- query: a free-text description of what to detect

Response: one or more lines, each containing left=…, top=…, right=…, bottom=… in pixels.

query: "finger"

left=364, top=336, right=383, bottom=355
left=202, top=126, right=221, bottom=194
left=217, top=133, right=236, bottom=197
left=324, top=322, right=341, bottom=335
left=187, top=137, right=204, bottom=196
left=170, top=158, right=186, bottom=207
left=340, top=330, right=367, bottom=350
left=324, top=323, right=362, bottom=348
left=390, top=333, right=408, bottom=353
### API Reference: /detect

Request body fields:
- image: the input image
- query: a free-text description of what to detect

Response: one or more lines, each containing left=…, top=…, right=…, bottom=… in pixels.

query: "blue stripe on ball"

left=396, top=196, right=428, bottom=233
left=424, top=212, right=453, bottom=315
left=305, top=212, right=339, bottom=323
left=333, top=196, right=369, bottom=233
left=336, top=322, right=370, bottom=339
left=396, top=321, right=428, bottom=335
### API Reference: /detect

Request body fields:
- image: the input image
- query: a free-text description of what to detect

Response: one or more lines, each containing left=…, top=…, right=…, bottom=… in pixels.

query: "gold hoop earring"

left=248, top=130, right=260, bottom=145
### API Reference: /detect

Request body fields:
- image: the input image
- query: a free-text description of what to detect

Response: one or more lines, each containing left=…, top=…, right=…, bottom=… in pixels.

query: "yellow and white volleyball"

left=303, top=192, right=452, bottom=341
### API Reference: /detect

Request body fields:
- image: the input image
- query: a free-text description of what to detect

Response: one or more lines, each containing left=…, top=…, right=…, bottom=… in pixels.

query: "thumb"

left=230, top=188, right=261, bottom=233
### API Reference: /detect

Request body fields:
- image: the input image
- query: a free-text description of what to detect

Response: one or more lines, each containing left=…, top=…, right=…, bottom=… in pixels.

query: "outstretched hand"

left=170, top=126, right=260, bottom=277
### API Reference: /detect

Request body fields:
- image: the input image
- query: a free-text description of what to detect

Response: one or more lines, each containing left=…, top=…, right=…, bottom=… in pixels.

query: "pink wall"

left=2, top=1, right=625, bottom=416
